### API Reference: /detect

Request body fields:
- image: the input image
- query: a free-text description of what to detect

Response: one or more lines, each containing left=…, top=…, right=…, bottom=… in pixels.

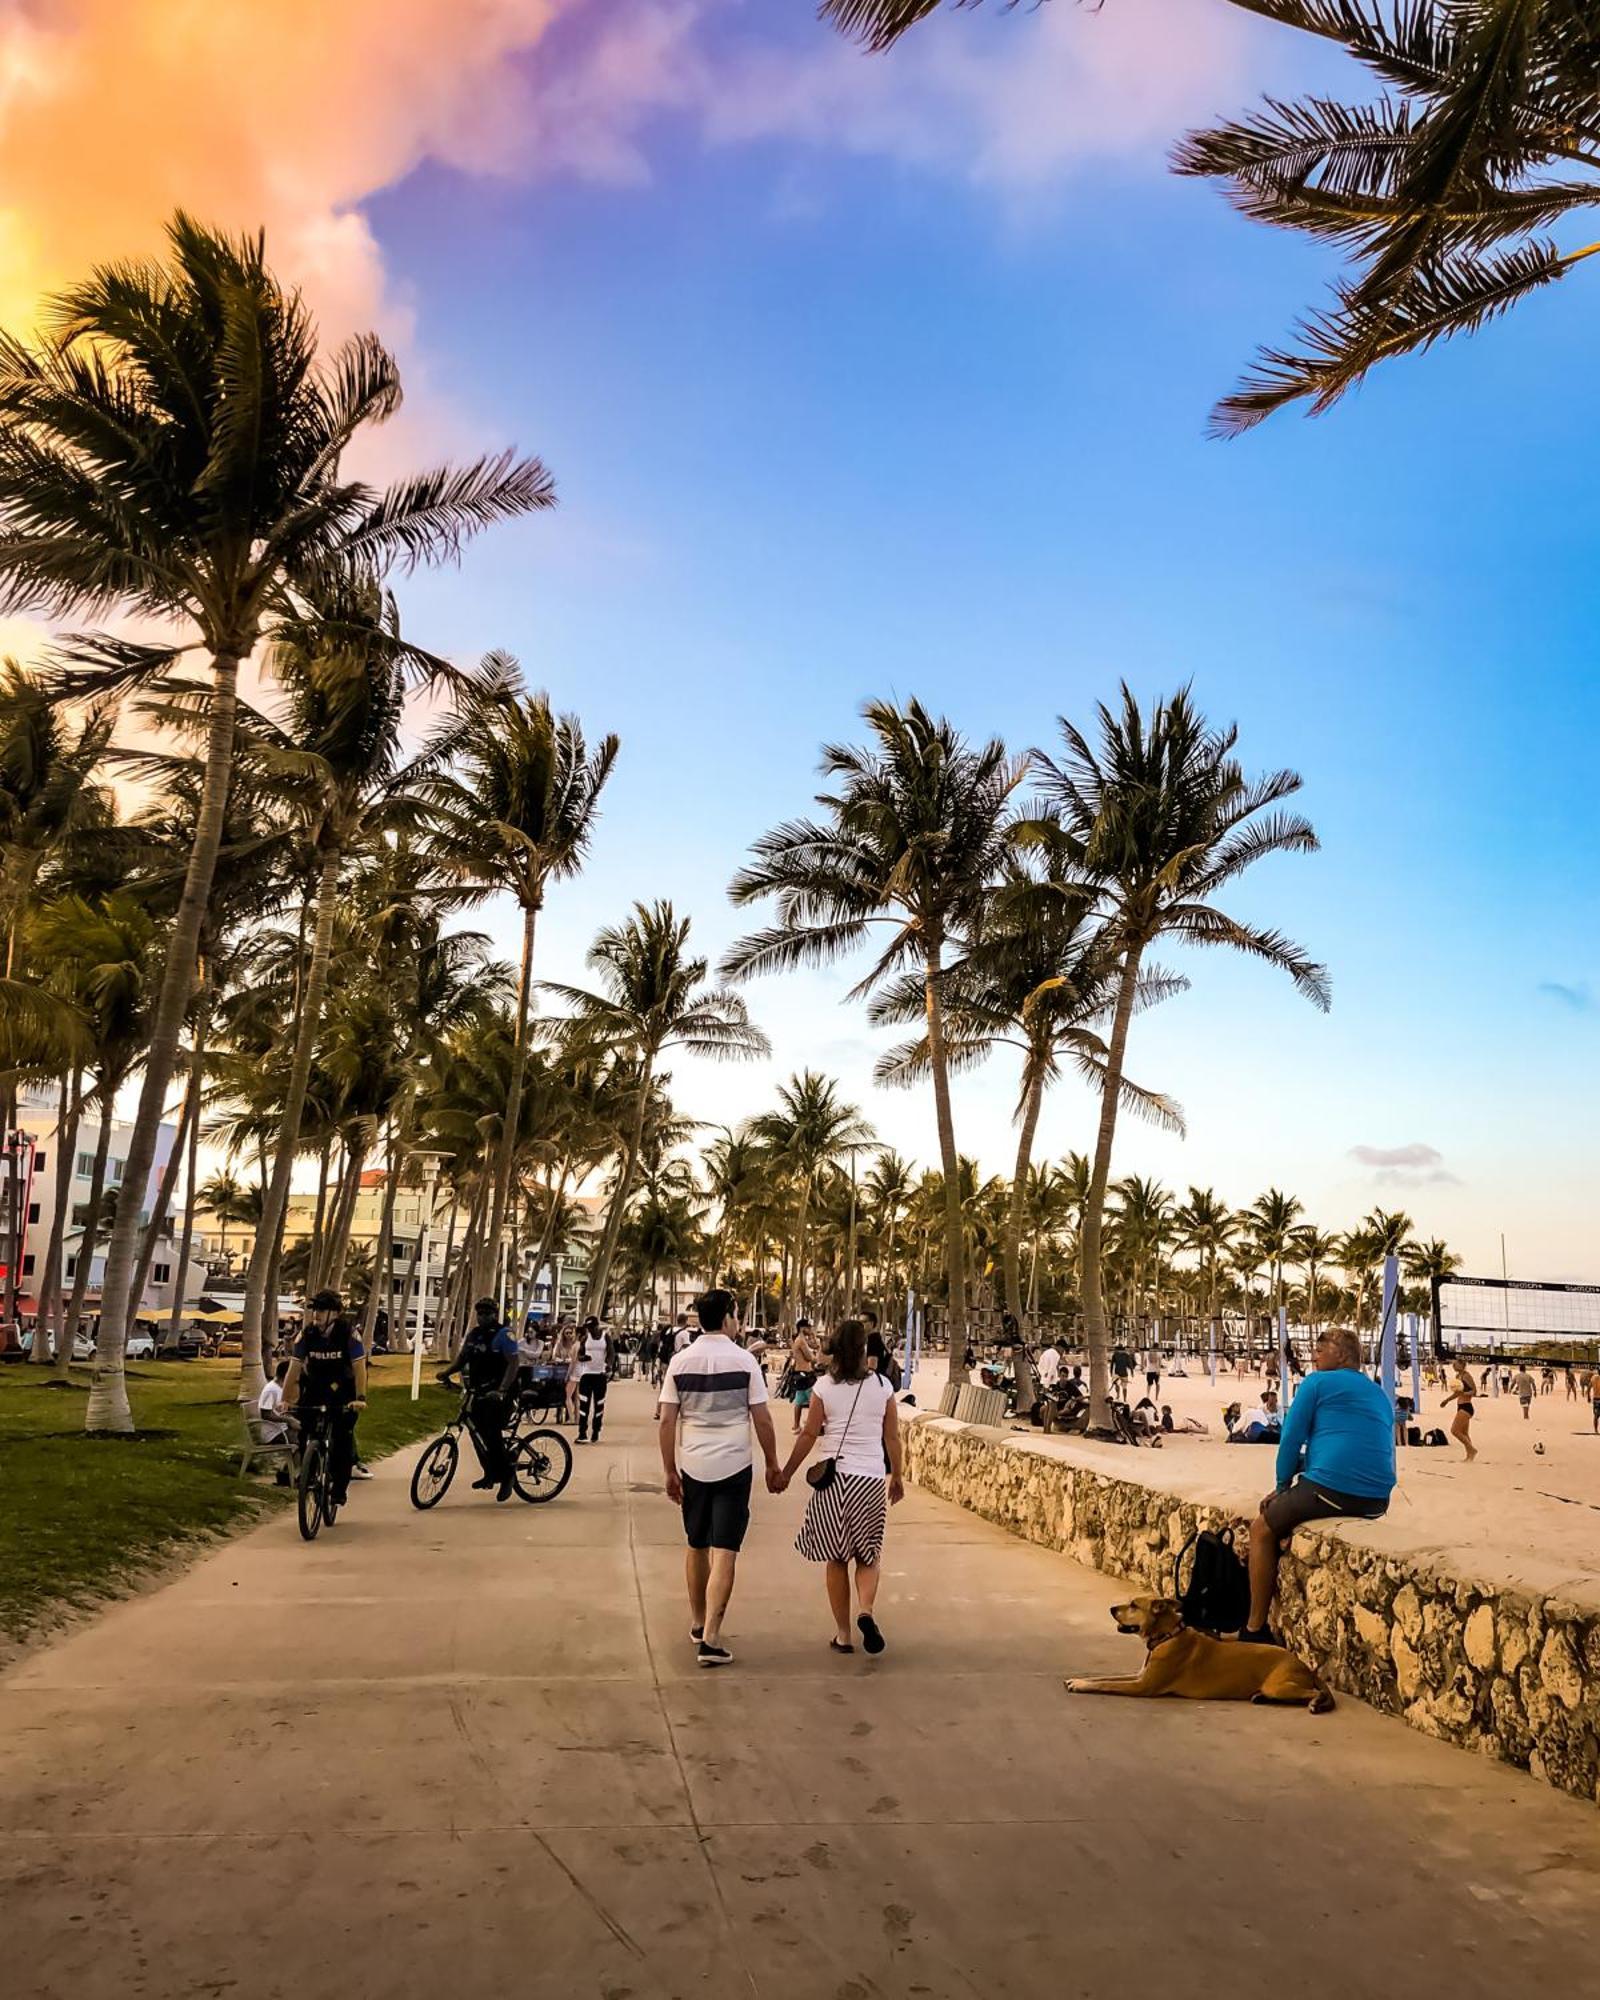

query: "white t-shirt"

left=673, top=1326, right=694, bottom=1354
left=578, top=1331, right=609, bottom=1377
left=811, top=1372, right=894, bottom=1479
left=257, top=1378, right=288, bottom=1442
left=659, top=1333, right=769, bottom=1482
left=1037, top=1347, right=1061, bottom=1388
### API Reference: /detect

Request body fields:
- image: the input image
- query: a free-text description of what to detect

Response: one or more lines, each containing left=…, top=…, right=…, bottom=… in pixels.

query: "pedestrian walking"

left=787, top=1319, right=821, bottom=1435
left=1442, top=1362, right=1478, bottom=1462
left=1511, top=1364, right=1537, bottom=1421
left=777, top=1317, right=904, bottom=1657
left=658, top=1289, right=780, bottom=1669
left=576, top=1317, right=614, bottom=1444
left=1588, top=1368, right=1600, bottom=1433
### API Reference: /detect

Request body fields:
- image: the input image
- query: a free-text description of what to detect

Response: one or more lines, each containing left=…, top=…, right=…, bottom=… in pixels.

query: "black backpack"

left=1174, top=1527, right=1252, bottom=1636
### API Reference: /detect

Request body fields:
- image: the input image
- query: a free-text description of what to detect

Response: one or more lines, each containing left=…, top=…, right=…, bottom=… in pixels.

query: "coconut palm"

left=1248, top=1187, right=1305, bottom=1326
left=1292, top=1224, right=1340, bottom=1336
left=1175, top=1187, right=1237, bottom=1351
left=548, top=901, right=768, bottom=1315
left=1032, top=686, right=1328, bottom=1424
left=426, top=661, right=618, bottom=1301
left=1176, top=0, right=1600, bottom=433
left=820, top=0, right=966, bottom=47
left=1403, top=1234, right=1460, bottom=1356
left=724, top=698, right=1025, bottom=1380
left=749, top=1071, right=874, bottom=1327
left=0, top=214, right=554, bottom=1430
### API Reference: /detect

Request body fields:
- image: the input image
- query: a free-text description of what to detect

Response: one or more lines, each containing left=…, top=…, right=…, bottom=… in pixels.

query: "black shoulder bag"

left=807, top=1378, right=867, bottom=1491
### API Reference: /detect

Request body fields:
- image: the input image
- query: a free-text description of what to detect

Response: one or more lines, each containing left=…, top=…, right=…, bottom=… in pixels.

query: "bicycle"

left=410, top=1389, right=573, bottom=1511
left=294, top=1403, right=351, bottom=1542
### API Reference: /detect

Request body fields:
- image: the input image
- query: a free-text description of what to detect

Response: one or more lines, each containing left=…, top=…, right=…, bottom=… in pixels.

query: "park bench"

left=237, top=1412, right=295, bottom=1479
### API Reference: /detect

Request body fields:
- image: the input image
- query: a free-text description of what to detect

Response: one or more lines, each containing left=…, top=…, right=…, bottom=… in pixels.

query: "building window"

left=65, top=1255, right=77, bottom=1277
left=27, top=1203, right=39, bottom=1224
left=76, top=1151, right=96, bottom=1178
left=33, top=1150, right=46, bottom=1172
left=21, top=1254, right=34, bottom=1277
left=153, top=1262, right=170, bottom=1284
left=108, top=1158, right=125, bottom=1183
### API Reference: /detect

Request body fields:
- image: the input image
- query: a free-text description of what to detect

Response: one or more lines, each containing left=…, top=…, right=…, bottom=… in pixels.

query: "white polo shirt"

left=659, top=1333, right=768, bottom=1482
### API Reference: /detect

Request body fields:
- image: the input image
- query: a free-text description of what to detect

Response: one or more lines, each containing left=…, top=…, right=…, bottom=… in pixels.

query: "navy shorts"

left=681, top=1467, right=753, bottom=1552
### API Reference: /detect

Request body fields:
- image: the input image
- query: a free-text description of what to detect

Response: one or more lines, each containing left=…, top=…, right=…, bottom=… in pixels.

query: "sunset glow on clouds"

left=0, top=0, right=1252, bottom=334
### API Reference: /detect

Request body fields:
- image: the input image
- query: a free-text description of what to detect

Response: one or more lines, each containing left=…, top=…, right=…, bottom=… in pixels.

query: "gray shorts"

left=1262, top=1477, right=1389, bottom=1539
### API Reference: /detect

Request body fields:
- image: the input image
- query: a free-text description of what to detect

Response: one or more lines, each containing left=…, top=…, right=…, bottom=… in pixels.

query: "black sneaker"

left=696, top=1640, right=733, bottom=1668
left=857, top=1613, right=886, bottom=1656
left=690, top=1625, right=704, bottom=1644
left=471, top=1477, right=495, bottom=1490
left=1237, top=1626, right=1277, bottom=1646
left=496, top=1477, right=516, bottom=1503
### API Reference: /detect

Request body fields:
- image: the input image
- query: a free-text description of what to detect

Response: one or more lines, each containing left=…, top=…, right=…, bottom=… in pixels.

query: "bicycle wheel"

left=297, top=1438, right=325, bottom=1541
left=410, top=1433, right=458, bottom=1510
left=512, top=1428, right=573, bottom=1504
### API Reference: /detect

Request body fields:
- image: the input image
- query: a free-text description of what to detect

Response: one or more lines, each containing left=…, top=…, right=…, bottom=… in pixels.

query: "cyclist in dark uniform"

left=439, top=1298, right=520, bottom=1502
left=283, top=1289, right=367, bottom=1506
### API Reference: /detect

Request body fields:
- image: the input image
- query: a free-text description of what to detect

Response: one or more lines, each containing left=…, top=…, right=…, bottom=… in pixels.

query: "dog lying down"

left=1064, top=1597, right=1334, bottom=1713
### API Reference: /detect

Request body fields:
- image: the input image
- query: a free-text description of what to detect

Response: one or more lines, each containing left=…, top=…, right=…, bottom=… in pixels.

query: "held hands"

left=766, top=1465, right=790, bottom=1495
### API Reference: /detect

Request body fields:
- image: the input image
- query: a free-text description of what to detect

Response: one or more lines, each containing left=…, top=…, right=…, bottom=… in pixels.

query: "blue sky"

left=353, top=6, right=1600, bottom=1279
left=7, top=0, right=1594, bottom=1277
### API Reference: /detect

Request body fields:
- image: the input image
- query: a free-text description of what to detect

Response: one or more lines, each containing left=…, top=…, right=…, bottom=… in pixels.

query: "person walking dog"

left=776, top=1317, right=903, bottom=1657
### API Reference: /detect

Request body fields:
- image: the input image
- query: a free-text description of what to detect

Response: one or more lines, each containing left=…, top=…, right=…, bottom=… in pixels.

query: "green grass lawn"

left=0, top=1358, right=454, bottom=1646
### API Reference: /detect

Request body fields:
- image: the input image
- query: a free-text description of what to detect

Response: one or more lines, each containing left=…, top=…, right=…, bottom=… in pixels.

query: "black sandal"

left=829, top=1637, right=855, bottom=1653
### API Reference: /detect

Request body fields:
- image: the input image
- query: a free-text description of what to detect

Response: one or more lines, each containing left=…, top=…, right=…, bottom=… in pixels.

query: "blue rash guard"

left=1275, top=1368, right=1396, bottom=1499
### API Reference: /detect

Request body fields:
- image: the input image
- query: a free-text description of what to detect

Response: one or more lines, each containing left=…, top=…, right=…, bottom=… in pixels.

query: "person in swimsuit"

left=1442, top=1362, right=1477, bottom=1462
left=788, top=1320, right=821, bottom=1436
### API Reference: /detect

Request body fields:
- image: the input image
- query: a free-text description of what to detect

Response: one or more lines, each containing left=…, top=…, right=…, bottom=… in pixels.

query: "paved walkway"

left=4, top=1380, right=1598, bottom=1999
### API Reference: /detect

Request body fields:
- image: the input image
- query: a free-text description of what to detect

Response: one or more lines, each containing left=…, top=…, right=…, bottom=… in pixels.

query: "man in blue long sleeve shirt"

left=1243, top=1325, right=1396, bottom=1642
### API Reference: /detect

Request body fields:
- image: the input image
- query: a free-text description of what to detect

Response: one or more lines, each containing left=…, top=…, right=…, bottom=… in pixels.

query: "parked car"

left=126, top=1333, right=157, bottom=1361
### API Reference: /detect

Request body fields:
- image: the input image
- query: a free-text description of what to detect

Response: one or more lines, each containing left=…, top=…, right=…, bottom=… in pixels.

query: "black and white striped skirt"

left=795, top=1471, right=888, bottom=1565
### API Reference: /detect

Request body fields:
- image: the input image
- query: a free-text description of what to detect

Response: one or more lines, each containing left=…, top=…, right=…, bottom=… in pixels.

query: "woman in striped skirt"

left=777, top=1318, right=904, bottom=1655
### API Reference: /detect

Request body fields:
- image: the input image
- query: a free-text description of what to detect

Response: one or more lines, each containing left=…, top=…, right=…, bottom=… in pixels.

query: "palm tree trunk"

left=1080, top=945, right=1143, bottom=1429
left=325, top=1131, right=368, bottom=1293
left=33, top=1071, right=80, bottom=1366
left=164, top=1069, right=204, bottom=1354
left=238, top=844, right=342, bottom=1405
left=87, top=648, right=241, bottom=1432
left=920, top=946, right=971, bottom=1383
left=1003, top=1058, right=1045, bottom=1415
left=305, top=1134, right=335, bottom=1294
left=128, top=1070, right=197, bottom=1330
left=57, top=1079, right=117, bottom=1380
left=359, top=1116, right=403, bottom=1351
left=585, top=1062, right=651, bottom=1315
left=479, top=901, right=539, bottom=1299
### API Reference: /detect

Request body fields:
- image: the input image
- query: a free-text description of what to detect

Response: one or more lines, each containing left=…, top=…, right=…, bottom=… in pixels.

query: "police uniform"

left=291, top=1317, right=364, bottom=1501
left=456, top=1321, right=519, bottom=1486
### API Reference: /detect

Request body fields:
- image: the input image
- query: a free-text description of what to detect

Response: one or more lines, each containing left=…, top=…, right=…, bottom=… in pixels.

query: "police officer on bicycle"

left=283, top=1288, right=367, bottom=1507
left=439, top=1298, right=520, bottom=1502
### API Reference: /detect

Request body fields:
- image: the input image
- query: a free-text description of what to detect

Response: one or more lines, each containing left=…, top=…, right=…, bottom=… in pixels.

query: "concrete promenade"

left=3, top=1378, right=1598, bottom=1999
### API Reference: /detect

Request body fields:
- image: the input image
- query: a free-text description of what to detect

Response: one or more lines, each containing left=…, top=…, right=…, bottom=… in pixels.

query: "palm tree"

left=426, top=661, right=618, bottom=1301
left=198, top=1172, right=253, bottom=1277
left=1175, top=1187, right=1236, bottom=1354
left=1032, top=686, right=1328, bottom=1425
left=1248, top=1187, right=1305, bottom=1328
left=549, top=901, right=768, bottom=1316
left=820, top=0, right=964, bottom=47
left=1175, top=1, right=1600, bottom=433
left=877, top=857, right=1182, bottom=1359
left=1292, top=1224, right=1340, bottom=1337
left=749, top=1072, right=874, bottom=1327
left=724, top=698, right=1025, bottom=1380
left=1403, top=1235, right=1460, bottom=1357
left=0, top=214, right=554, bottom=1431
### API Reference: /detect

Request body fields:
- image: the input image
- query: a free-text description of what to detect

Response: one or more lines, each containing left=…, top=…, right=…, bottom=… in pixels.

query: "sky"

left=2, top=0, right=1596, bottom=1280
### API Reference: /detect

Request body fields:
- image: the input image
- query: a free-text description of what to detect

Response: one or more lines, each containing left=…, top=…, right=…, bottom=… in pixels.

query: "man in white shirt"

left=659, top=1288, right=780, bottom=1669
left=1036, top=1342, right=1062, bottom=1389
left=257, top=1361, right=292, bottom=1485
left=672, top=1312, right=694, bottom=1355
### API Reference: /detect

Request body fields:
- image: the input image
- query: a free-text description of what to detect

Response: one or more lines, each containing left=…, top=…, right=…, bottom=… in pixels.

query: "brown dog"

left=1064, top=1596, right=1334, bottom=1712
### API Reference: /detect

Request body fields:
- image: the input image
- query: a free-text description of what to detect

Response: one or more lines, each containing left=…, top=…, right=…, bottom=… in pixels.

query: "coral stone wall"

left=902, top=1414, right=1600, bottom=1804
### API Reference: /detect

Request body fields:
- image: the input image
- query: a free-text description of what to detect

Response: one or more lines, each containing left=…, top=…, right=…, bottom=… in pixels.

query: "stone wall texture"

left=902, top=1414, right=1600, bottom=1804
